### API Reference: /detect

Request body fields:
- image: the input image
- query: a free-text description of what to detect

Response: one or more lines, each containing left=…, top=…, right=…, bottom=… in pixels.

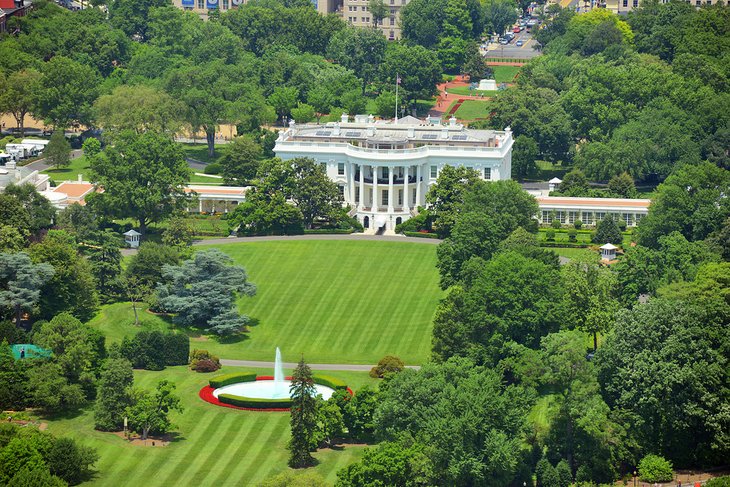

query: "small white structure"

left=124, top=229, right=142, bottom=249
left=600, top=243, right=617, bottom=262
left=478, top=79, right=497, bottom=91
left=548, top=177, right=562, bottom=192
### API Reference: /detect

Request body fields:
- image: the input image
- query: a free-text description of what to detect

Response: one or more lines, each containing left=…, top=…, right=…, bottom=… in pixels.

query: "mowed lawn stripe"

left=208, top=413, right=286, bottom=486
left=206, top=240, right=442, bottom=364
left=229, top=415, right=291, bottom=485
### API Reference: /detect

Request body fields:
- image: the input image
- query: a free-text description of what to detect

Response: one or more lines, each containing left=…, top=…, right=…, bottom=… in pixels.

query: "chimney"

left=367, top=125, right=375, bottom=137
left=441, top=127, right=449, bottom=139
left=341, top=113, right=349, bottom=124
left=368, top=114, right=374, bottom=124
left=407, top=127, right=415, bottom=138
left=333, top=123, right=341, bottom=136
left=449, top=116, right=457, bottom=127
left=289, top=119, right=296, bottom=129
left=78, top=174, right=83, bottom=182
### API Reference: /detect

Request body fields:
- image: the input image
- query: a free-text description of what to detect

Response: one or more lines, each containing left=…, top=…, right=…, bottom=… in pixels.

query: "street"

left=482, top=30, right=541, bottom=59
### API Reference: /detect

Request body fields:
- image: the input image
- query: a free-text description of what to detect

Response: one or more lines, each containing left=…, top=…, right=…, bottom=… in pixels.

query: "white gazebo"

left=123, top=229, right=142, bottom=249
left=548, top=177, right=563, bottom=192
left=600, top=243, right=618, bottom=262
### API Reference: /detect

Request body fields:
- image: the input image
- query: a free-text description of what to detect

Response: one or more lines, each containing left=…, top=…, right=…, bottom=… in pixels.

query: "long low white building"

left=536, top=196, right=651, bottom=227
left=274, top=115, right=514, bottom=232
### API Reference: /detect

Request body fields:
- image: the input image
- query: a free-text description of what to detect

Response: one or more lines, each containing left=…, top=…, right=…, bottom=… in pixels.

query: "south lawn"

left=92, top=239, right=443, bottom=365
left=40, top=365, right=376, bottom=487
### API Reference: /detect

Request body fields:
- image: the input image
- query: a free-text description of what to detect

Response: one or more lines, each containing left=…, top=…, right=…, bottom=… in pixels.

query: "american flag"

left=396, top=74, right=401, bottom=85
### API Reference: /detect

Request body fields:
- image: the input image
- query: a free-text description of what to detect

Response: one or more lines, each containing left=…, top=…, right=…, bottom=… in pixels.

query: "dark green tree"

left=425, top=165, right=481, bottom=238
left=0, top=339, right=26, bottom=410
left=512, top=135, right=539, bottom=181
left=607, top=172, right=637, bottom=198
left=124, top=242, right=180, bottom=290
left=593, top=216, right=623, bottom=245
left=94, top=357, right=134, bottom=431
left=219, top=135, right=262, bottom=185
left=289, top=357, right=318, bottom=468
left=44, top=131, right=71, bottom=169
left=0, top=252, right=54, bottom=327
left=125, top=380, right=183, bottom=440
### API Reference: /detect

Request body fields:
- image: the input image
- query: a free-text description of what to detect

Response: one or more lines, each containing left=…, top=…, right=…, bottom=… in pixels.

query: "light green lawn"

left=550, top=247, right=597, bottom=260
left=90, top=240, right=442, bottom=365
left=491, top=65, right=521, bottom=83
left=42, top=155, right=91, bottom=184
left=189, top=173, right=224, bottom=185
left=445, top=86, right=499, bottom=96
left=453, top=100, right=492, bottom=120
left=182, top=143, right=224, bottom=165
left=40, top=365, right=374, bottom=487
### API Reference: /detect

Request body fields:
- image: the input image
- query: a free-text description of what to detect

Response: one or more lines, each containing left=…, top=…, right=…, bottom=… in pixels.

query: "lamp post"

left=633, top=470, right=637, bottom=487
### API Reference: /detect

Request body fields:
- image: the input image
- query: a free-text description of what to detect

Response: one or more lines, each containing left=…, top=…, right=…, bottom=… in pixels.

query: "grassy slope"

left=491, top=65, right=521, bottom=83
left=41, top=365, right=375, bottom=487
left=90, top=240, right=442, bottom=365
left=454, top=100, right=492, bottom=120
left=446, top=86, right=499, bottom=96
left=42, top=155, right=91, bottom=184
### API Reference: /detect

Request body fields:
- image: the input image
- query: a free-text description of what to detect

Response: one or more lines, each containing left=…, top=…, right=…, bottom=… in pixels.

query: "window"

left=338, top=163, right=345, bottom=175
left=381, top=190, right=389, bottom=206
left=483, top=167, right=491, bottom=180
left=557, top=211, right=565, bottom=224
left=695, top=0, right=700, bottom=4
left=222, top=0, right=228, bottom=8
left=622, top=0, right=627, bottom=5
left=412, top=188, right=417, bottom=205
left=390, top=17, right=394, bottom=25
left=582, top=212, right=593, bottom=225
left=362, top=5, right=366, bottom=10
left=622, top=213, right=633, bottom=226
left=382, top=167, right=388, bottom=179
left=198, top=0, right=204, bottom=7
left=568, top=211, right=578, bottom=224
left=338, top=186, right=345, bottom=198
left=635, top=213, right=645, bottom=223
left=355, top=187, right=360, bottom=203
left=430, top=165, right=438, bottom=178
left=595, top=212, right=606, bottom=222
left=389, top=31, right=395, bottom=40
left=542, top=210, right=552, bottom=223
left=390, top=8, right=395, bottom=13
left=398, top=189, right=403, bottom=206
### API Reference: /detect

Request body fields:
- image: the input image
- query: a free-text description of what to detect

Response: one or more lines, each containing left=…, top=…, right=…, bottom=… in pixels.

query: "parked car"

left=499, top=37, right=509, bottom=45
left=516, top=40, right=524, bottom=46
left=512, top=26, right=520, bottom=33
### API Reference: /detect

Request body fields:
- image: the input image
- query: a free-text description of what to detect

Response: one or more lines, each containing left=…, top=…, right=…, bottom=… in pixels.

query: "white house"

left=274, top=115, right=514, bottom=232
left=536, top=196, right=651, bottom=227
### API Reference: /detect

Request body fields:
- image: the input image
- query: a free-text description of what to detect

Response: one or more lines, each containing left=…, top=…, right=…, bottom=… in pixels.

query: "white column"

left=348, top=163, right=356, bottom=205
left=388, top=166, right=394, bottom=212
left=372, top=165, right=378, bottom=210
left=359, top=164, right=364, bottom=210
left=403, top=165, right=409, bottom=212
left=415, top=165, right=422, bottom=208
left=199, top=199, right=203, bottom=213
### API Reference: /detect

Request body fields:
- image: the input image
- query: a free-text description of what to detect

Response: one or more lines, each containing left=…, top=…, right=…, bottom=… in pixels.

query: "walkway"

left=429, top=75, right=491, bottom=118
left=220, top=358, right=420, bottom=371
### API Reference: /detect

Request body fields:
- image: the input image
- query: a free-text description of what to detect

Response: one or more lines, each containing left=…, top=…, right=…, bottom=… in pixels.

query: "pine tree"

left=288, top=357, right=318, bottom=468
left=594, top=216, right=623, bottom=245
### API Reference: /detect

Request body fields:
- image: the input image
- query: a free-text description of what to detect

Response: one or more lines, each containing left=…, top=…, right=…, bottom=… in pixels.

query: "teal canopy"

left=11, top=344, right=52, bottom=360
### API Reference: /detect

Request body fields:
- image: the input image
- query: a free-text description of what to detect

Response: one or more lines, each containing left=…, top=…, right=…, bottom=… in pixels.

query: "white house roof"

left=600, top=243, right=618, bottom=250
left=549, top=177, right=563, bottom=184
left=123, top=229, right=141, bottom=236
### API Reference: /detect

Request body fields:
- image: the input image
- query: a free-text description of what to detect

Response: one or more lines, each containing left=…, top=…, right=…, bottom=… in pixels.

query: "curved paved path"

left=220, top=359, right=420, bottom=371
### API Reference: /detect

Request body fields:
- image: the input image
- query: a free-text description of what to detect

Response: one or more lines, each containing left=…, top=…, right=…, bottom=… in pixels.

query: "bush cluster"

left=218, top=394, right=291, bottom=409
left=706, top=477, right=730, bottom=487
left=119, top=331, right=189, bottom=370
left=312, top=375, right=348, bottom=390
left=209, top=372, right=257, bottom=388
left=638, top=454, right=674, bottom=483
left=369, top=355, right=405, bottom=378
left=189, top=349, right=221, bottom=373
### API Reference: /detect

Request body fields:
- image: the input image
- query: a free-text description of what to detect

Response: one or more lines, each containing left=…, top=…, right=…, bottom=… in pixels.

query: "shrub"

left=706, top=476, right=730, bottom=487
left=190, top=349, right=221, bottom=372
left=403, top=231, right=439, bottom=239
left=556, top=460, right=572, bottom=487
left=312, top=375, right=347, bottom=390
left=369, top=355, right=405, bottom=378
left=546, top=230, right=556, bottom=241
left=204, top=163, right=222, bottom=175
left=638, top=455, right=673, bottom=483
left=209, top=372, right=257, bottom=388
left=567, top=229, right=577, bottom=242
left=163, top=333, right=189, bottom=366
left=218, top=394, right=291, bottom=409
left=574, top=219, right=583, bottom=230
left=551, top=219, right=562, bottom=229
left=119, top=331, right=188, bottom=370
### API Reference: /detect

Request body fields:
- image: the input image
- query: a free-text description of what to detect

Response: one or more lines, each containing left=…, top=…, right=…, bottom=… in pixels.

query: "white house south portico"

left=274, top=115, right=514, bottom=232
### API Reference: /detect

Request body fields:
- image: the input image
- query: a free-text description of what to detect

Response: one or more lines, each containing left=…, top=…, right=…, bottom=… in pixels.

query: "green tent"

left=11, top=344, right=52, bottom=360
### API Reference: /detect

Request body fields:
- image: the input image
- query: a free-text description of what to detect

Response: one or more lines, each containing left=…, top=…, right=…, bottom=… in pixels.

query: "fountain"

left=210, top=348, right=336, bottom=402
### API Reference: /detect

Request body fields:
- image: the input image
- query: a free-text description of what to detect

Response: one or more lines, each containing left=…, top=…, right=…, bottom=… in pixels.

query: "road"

left=483, top=30, right=541, bottom=59
left=219, top=359, right=420, bottom=371
left=24, top=149, right=83, bottom=173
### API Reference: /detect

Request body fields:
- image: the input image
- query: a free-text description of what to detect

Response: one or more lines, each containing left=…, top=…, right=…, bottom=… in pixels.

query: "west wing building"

left=274, top=115, right=514, bottom=232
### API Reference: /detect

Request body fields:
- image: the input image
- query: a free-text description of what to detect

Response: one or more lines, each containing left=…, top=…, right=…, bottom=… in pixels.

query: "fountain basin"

left=213, top=380, right=335, bottom=401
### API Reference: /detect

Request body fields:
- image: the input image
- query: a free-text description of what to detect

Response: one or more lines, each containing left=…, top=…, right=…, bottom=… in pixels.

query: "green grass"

left=42, top=155, right=91, bottom=184
left=445, top=86, right=499, bottom=96
left=189, top=173, right=224, bottom=185
left=91, top=240, right=442, bottom=365
left=550, top=247, right=597, bottom=260
left=528, top=394, right=558, bottom=443
left=39, top=365, right=375, bottom=487
left=491, top=65, right=521, bottom=83
left=453, top=100, right=492, bottom=121
left=182, top=144, right=225, bottom=165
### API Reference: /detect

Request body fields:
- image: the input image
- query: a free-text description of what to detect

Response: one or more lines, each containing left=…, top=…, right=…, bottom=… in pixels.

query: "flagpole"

left=395, top=73, right=399, bottom=122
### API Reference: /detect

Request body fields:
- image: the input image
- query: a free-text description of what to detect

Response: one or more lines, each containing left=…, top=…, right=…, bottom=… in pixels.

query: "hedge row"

left=303, top=228, right=355, bottom=234
left=313, top=374, right=348, bottom=390
left=209, top=372, right=257, bottom=389
left=120, top=331, right=189, bottom=371
left=218, top=394, right=292, bottom=409
left=539, top=242, right=592, bottom=249
left=403, top=231, right=440, bottom=239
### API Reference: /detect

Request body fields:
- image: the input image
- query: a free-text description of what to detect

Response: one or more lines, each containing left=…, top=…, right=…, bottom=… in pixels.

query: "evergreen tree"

left=94, top=357, right=134, bottom=431
left=45, top=131, right=72, bottom=169
left=289, top=357, right=318, bottom=468
left=593, top=216, right=623, bottom=245
left=0, top=339, right=26, bottom=410
left=0, top=252, right=55, bottom=327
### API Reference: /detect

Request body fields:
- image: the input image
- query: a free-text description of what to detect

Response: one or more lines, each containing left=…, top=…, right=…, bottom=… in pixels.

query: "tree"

left=289, top=157, right=343, bottom=229
left=46, top=437, right=98, bottom=486
left=380, top=43, right=441, bottom=107
left=85, top=231, right=123, bottom=303
left=3, top=183, right=56, bottom=235
left=327, top=27, right=386, bottom=94
left=290, top=103, right=316, bottom=124
left=375, top=358, right=531, bottom=486
left=108, top=0, right=169, bottom=40
left=157, top=249, right=256, bottom=335
left=638, top=455, right=673, bottom=483
left=0, top=69, right=41, bottom=137
left=92, top=85, right=186, bottom=139
left=88, top=132, right=191, bottom=234
left=35, top=56, right=100, bottom=129
left=432, top=251, right=564, bottom=365
left=0, top=226, right=25, bottom=253
left=368, top=0, right=388, bottom=26
left=461, top=42, right=486, bottom=80
left=425, top=165, right=481, bottom=238
left=0, top=339, right=26, bottom=410
left=29, top=231, right=99, bottom=322
left=369, top=355, right=405, bottom=378
left=335, top=440, right=432, bottom=487
left=607, top=172, right=637, bottom=198
left=56, top=204, right=99, bottom=243
left=26, top=362, right=87, bottom=412
left=558, top=169, right=589, bottom=195
left=484, top=0, right=518, bottom=37
left=0, top=252, right=54, bottom=327
left=126, top=380, right=183, bottom=440
left=595, top=297, right=730, bottom=465
left=636, top=162, right=730, bottom=248
left=7, top=466, right=66, bottom=487
left=593, top=216, right=622, bottom=245
left=268, top=86, right=300, bottom=122
left=307, top=87, right=334, bottom=123
left=161, top=216, right=193, bottom=250
left=219, top=135, right=262, bottom=185
left=316, top=396, right=345, bottom=448
left=0, top=438, right=46, bottom=485
left=289, top=357, right=318, bottom=468
left=0, top=194, right=32, bottom=238
left=262, top=471, right=327, bottom=487
left=374, top=91, right=397, bottom=119
left=124, top=242, right=180, bottom=290
left=94, top=357, right=134, bottom=431
left=512, top=135, right=539, bottom=181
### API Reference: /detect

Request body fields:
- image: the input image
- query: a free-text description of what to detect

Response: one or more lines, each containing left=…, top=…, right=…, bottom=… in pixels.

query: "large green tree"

left=0, top=69, right=41, bottom=137
left=380, top=43, right=441, bottom=107
left=327, top=28, right=386, bottom=94
left=94, top=357, right=134, bottom=432
left=157, top=249, right=256, bottom=335
left=425, top=165, right=481, bottom=239
left=35, top=56, right=100, bottom=129
left=126, top=380, right=183, bottom=440
left=219, top=135, right=262, bottom=185
left=0, top=252, right=54, bottom=327
left=89, top=132, right=191, bottom=235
